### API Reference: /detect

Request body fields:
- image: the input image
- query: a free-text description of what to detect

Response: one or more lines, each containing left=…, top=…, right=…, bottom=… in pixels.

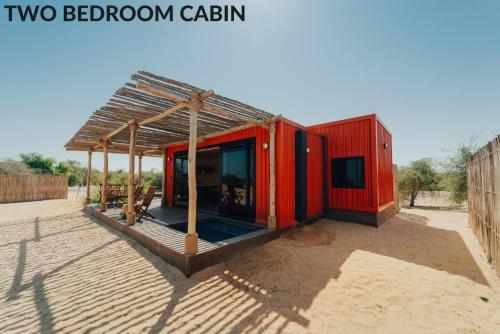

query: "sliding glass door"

left=219, top=139, right=255, bottom=221
left=173, top=138, right=256, bottom=222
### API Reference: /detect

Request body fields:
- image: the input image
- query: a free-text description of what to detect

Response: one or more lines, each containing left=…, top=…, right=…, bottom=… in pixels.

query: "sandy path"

left=0, top=199, right=499, bottom=333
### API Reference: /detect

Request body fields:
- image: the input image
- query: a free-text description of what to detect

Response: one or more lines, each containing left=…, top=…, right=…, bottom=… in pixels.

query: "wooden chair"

left=121, top=186, right=156, bottom=222
left=100, top=184, right=121, bottom=205
left=120, top=184, right=128, bottom=202
left=134, top=185, right=144, bottom=202
left=135, top=186, right=156, bottom=221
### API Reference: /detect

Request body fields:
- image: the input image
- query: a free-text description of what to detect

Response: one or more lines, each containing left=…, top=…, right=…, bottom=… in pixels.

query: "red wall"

left=164, top=120, right=321, bottom=230
left=308, top=114, right=378, bottom=213
left=275, top=119, right=325, bottom=227
left=275, top=120, right=297, bottom=229
left=307, top=133, right=324, bottom=218
left=376, top=119, right=394, bottom=208
left=165, top=126, right=270, bottom=226
left=162, top=114, right=388, bottom=229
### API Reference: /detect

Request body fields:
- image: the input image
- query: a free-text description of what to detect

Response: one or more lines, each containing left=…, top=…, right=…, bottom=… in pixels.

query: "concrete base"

left=267, top=215, right=277, bottom=229
left=184, top=233, right=198, bottom=254
left=327, top=203, right=395, bottom=227
left=127, top=212, right=136, bottom=226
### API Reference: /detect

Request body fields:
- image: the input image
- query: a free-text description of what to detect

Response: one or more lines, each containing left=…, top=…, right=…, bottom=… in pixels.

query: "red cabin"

left=164, top=114, right=394, bottom=229
left=66, top=73, right=396, bottom=273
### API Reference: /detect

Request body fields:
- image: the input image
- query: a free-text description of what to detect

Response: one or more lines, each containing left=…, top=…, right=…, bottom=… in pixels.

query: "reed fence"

left=393, top=164, right=400, bottom=212
left=0, top=175, right=68, bottom=203
left=468, top=135, right=500, bottom=276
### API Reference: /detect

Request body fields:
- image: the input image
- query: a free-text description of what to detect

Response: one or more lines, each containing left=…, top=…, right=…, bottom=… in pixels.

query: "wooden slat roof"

left=65, top=71, right=274, bottom=156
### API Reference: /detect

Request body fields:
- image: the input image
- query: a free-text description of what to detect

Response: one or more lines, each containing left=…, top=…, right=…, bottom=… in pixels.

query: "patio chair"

left=135, top=186, right=156, bottom=221
left=134, top=185, right=144, bottom=202
left=121, top=186, right=156, bottom=222
left=110, top=184, right=123, bottom=205
left=99, top=184, right=121, bottom=205
left=120, top=184, right=128, bottom=202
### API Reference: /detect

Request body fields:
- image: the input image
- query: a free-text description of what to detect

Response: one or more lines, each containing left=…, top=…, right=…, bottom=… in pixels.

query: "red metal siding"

left=275, top=119, right=324, bottom=226
left=307, top=133, right=324, bottom=218
left=275, top=120, right=297, bottom=229
left=308, top=114, right=377, bottom=213
left=376, top=119, right=394, bottom=208
left=165, top=126, right=270, bottom=225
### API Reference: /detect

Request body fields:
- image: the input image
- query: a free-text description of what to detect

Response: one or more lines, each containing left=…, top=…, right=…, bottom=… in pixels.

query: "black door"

left=173, top=139, right=256, bottom=222
left=219, top=139, right=256, bottom=222
left=173, top=152, right=188, bottom=208
left=295, top=130, right=307, bottom=221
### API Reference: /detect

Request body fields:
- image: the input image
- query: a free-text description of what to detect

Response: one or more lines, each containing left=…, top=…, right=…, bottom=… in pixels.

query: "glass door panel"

left=219, top=139, right=255, bottom=221
left=173, top=152, right=188, bottom=207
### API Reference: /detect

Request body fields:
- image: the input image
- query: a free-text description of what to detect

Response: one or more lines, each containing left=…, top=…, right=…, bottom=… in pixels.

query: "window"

left=331, top=156, right=365, bottom=188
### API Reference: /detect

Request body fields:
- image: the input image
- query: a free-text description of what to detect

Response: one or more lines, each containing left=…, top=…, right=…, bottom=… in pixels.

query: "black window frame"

left=331, top=156, right=365, bottom=189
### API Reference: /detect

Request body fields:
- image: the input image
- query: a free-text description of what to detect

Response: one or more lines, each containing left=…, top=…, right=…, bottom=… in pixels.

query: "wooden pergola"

left=66, top=71, right=278, bottom=254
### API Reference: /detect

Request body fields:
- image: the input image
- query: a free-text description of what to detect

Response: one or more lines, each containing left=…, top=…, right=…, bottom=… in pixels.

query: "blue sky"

left=0, top=0, right=499, bottom=171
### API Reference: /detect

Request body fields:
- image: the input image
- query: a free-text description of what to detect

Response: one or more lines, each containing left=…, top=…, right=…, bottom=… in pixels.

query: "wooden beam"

left=102, top=122, right=130, bottom=141
left=137, top=102, right=188, bottom=126
left=199, top=90, right=214, bottom=99
left=160, top=123, right=258, bottom=149
left=84, top=150, right=92, bottom=205
left=161, top=148, right=167, bottom=207
left=65, top=146, right=162, bottom=157
left=138, top=154, right=143, bottom=187
left=200, top=123, right=256, bottom=141
left=142, top=148, right=162, bottom=155
left=136, top=81, right=187, bottom=104
left=74, top=139, right=157, bottom=151
left=136, top=81, right=214, bottom=103
left=268, top=122, right=277, bottom=229
left=201, top=103, right=266, bottom=127
left=127, top=122, right=138, bottom=225
left=185, top=91, right=200, bottom=255
left=100, top=142, right=109, bottom=212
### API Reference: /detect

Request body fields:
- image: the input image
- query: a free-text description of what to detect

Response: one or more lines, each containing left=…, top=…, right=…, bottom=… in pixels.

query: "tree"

left=142, top=169, right=163, bottom=190
left=442, top=142, right=476, bottom=205
left=0, top=159, right=34, bottom=175
left=20, top=153, right=56, bottom=174
left=54, top=160, right=87, bottom=186
left=398, top=158, right=439, bottom=206
left=109, top=169, right=128, bottom=185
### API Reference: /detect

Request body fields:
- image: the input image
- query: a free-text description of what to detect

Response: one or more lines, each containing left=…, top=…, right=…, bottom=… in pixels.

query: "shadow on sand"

left=0, top=208, right=489, bottom=333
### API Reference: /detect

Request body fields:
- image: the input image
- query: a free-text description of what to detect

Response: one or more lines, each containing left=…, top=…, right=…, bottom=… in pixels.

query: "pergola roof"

left=65, top=71, right=275, bottom=156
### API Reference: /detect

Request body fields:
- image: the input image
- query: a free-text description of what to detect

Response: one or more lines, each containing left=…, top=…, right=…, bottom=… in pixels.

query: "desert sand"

left=0, top=196, right=499, bottom=334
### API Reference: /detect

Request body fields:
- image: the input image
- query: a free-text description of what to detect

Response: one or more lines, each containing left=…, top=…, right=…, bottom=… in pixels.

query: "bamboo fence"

left=0, top=175, right=68, bottom=203
left=393, top=164, right=400, bottom=212
left=468, top=135, right=500, bottom=276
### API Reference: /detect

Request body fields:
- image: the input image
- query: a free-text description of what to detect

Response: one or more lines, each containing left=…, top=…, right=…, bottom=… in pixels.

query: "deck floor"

left=96, top=199, right=269, bottom=255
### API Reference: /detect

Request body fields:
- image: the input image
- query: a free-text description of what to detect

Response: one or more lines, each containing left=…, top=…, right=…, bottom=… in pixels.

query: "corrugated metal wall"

left=276, top=120, right=297, bottom=229
left=308, top=115, right=377, bottom=213
left=307, top=133, right=324, bottom=218
left=165, top=126, right=270, bottom=225
left=163, top=114, right=388, bottom=228
left=276, top=119, right=325, bottom=227
left=376, top=119, right=394, bottom=208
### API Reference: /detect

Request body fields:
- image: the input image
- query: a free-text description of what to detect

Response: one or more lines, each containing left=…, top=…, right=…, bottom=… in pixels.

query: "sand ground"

left=0, top=197, right=499, bottom=334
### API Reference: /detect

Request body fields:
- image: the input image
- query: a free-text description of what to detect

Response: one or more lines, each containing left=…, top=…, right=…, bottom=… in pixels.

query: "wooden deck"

left=85, top=200, right=279, bottom=276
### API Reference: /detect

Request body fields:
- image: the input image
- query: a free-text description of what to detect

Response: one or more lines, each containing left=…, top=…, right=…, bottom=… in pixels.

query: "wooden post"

left=185, top=91, right=200, bottom=254
left=84, top=150, right=92, bottom=205
left=127, top=122, right=138, bottom=225
left=161, top=148, right=167, bottom=207
left=268, top=122, right=277, bottom=229
left=138, top=153, right=143, bottom=186
left=100, top=141, right=108, bottom=212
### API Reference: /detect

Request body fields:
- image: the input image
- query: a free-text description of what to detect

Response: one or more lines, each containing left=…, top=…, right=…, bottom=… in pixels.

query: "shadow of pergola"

left=0, top=208, right=490, bottom=333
